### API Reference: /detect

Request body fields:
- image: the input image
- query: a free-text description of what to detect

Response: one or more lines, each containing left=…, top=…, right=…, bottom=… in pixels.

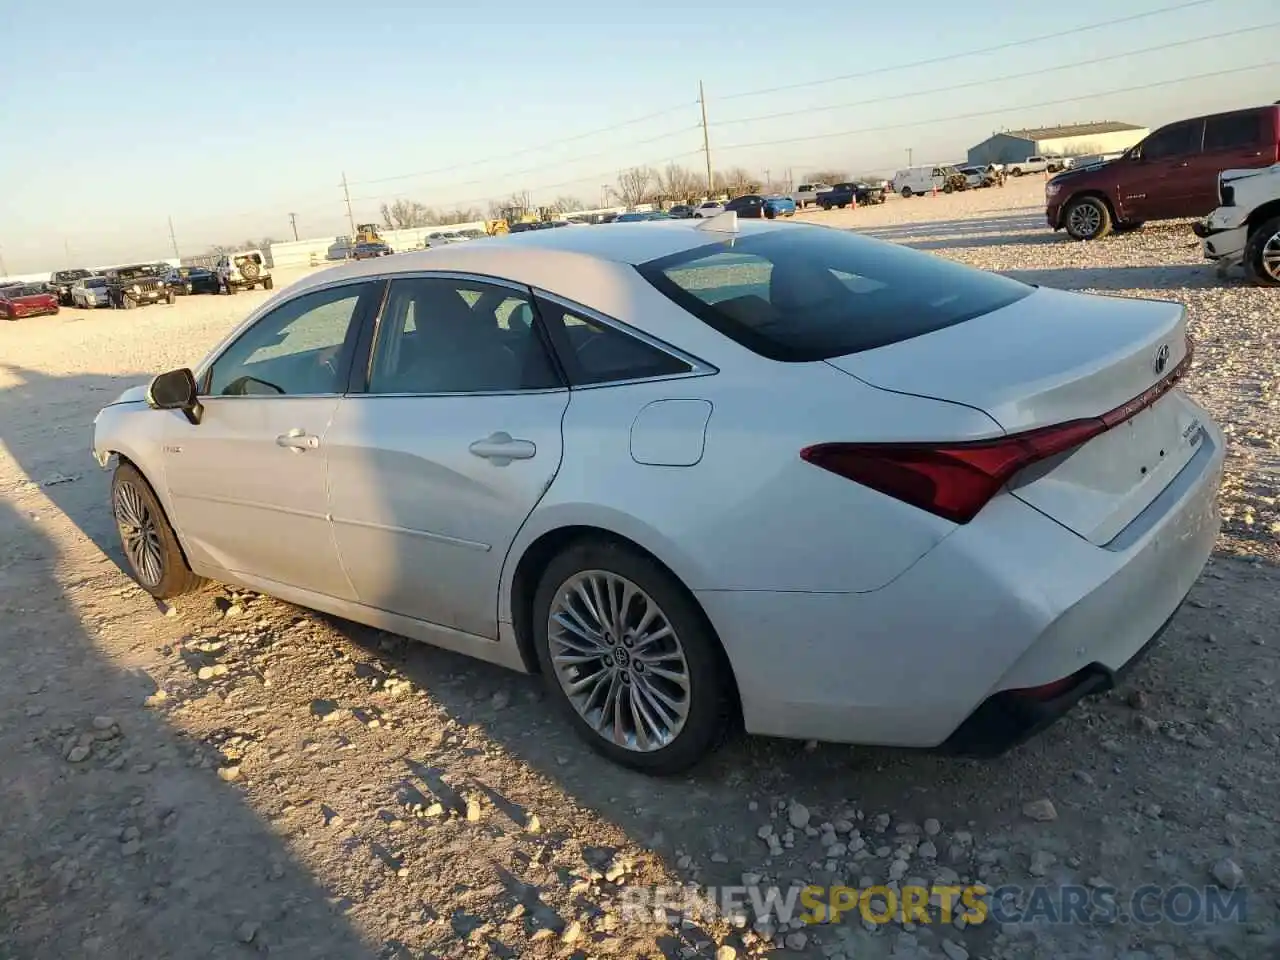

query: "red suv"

left=1045, top=104, right=1280, bottom=240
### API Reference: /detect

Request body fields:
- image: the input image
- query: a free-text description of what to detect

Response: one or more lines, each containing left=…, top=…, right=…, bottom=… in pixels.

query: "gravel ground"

left=2, top=179, right=1277, bottom=960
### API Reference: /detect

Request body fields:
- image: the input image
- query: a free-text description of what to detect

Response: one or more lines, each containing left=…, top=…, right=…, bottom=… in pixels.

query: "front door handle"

left=469, top=431, right=536, bottom=466
left=276, top=428, right=319, bottom=452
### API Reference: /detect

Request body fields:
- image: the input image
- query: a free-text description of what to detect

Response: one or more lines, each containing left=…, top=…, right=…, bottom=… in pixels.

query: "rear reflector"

left=801, top=336, right=1194, bottom=524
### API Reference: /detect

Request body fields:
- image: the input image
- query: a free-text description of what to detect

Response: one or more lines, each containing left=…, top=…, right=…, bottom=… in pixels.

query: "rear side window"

left=536, top=299, right=692, bottom=386
left=637, top=228, right=1032, bottom=362
left=1203, top=111, right=1263, bottom=151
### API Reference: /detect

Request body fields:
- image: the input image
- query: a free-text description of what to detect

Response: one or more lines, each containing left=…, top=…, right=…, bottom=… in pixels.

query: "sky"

left=1, top=0, right=1277, bottom=274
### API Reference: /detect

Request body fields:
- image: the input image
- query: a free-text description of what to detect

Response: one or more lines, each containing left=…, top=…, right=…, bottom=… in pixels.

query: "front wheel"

left=1244, top=215, right=1280, bottom=287
left=1064, top=196, right=1113, bottom=241
left=533, top=540, right=732, bottom=774
left=111, top=462, right=204, bottom=598
left=900, top=187, right=912, bottom=198
left=263, top=276, right=274, bottom=290
left=943, top=183, right=954, bottom=194
left=122, top=294, right=136, bottom=310
left=1011, top=167, right=1024, bottom=177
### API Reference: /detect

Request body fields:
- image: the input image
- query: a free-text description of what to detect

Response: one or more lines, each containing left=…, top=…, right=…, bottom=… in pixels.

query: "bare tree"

left=380, top=200, right=434, bottom=230
left=615, top=167, right=654, bottom=208
left=657, top=164, right=703, bottom=203
left=487, top=191, right=533, bottom=221
left=434, top=207, right=482, bottom=225
left=713, top=166, right=758, bottom=198
left=803, top=169, right=850, bottom=185
left=549, top=195, right=585, bottom=215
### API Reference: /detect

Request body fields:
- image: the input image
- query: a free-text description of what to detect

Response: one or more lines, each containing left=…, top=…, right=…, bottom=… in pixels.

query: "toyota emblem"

left=1154, top=344, right=1170, bottom=375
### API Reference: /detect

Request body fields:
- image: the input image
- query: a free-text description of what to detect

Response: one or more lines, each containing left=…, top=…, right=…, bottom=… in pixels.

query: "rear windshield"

left=637, top=227, right=1031, bottom=362
left=87, top=278, right=107, bottom=288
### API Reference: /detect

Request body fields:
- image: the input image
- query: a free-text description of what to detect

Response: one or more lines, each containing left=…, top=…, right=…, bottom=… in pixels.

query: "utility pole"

left=0, top=246, right=7, bottom=278
left=907, top=148, right=913, bottom=167
left=167, top=217, right=180, bottom=260
left=340, top=172, right=356, bottom=237
left=764, top=168, right=771, bottom=190
left=698, top=80, right=713, bottom=194
left=64, top=238, right=72, bottom=268
left=289, top=212, right=299, bottom=241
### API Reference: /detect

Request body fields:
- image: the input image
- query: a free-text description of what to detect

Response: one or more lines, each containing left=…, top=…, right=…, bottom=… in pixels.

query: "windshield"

left=4, top=285, right=43, bottom=298
left=87, top=278, right=108, bottom=288
left=115, top=266, right=154, bottom=279
left=637, top=227, right=1032, bottom=362
left=54, top=270, right=91, bottom=282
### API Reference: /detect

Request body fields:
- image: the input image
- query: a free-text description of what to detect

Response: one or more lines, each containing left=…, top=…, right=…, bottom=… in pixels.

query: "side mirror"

left=146, top=368, right=203, bottom=425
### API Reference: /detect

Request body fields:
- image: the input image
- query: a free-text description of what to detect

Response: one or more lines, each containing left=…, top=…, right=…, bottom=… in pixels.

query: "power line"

left=717, top=0, right=1229, bottom=102
left=714, top=61, right=1280, bottom=156
left=348, top=127, right=703, bottom=204
left=713, top=22, right=1280, bottom=129
left=347, top=101, right=698, bottom=188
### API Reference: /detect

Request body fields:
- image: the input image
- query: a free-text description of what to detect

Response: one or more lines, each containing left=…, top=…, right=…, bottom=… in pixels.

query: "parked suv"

left=1195, top=163, right=1280, bottom=286
left=215, top=250, right=274, bottom=293
left=49, top=268, right=94, bottom=306
left=1046, top=104, right=1280, bottom=240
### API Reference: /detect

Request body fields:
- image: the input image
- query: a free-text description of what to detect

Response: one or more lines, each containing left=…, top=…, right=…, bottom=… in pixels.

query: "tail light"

left=801, top=337, right=1194, bottom=525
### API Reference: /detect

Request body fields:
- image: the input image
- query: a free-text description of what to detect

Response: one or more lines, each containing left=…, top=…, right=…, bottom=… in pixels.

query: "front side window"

left=1142, top=121, right=1202, bottom=161
left=367, top=277, right=560, bottom=394
left=638, top=228, right=1032, bottom=362
left=205, top=282, right=377, bottom=396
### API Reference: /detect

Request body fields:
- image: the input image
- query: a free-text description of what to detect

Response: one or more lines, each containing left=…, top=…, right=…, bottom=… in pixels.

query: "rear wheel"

left=943, top=183, right=954, bottom=194
left=263, top=276, right=274, bottom=290
left=1011, top=167, right=1024, bottom=177
left=111, top=462, right=204, bottom=599
left=532, top=539, right=732, bottom=774
left=1064, top=196, right=1112, bottom=241
left=1244, top=215, right=1280, bottom=287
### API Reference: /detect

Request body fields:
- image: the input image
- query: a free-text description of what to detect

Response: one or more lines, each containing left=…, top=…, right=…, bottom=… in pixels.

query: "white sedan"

left=692, top=201, right=724, bottom=218
left=92, top=216, right=1223, bottom=773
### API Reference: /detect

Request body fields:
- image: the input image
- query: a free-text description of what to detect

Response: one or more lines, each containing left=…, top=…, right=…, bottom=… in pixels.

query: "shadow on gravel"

left=858, top=212, right=1046, bottom=240
left=0, top=367, right=377, bottom=959
left=1002, top=264, right=1216, bottom=291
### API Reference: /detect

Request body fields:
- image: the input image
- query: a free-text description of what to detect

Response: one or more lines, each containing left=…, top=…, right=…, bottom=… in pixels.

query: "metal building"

left=966, top=121, right=1149, bottom=165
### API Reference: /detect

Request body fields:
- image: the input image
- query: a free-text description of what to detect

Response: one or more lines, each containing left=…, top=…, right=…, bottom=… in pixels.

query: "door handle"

left=276, top=428, right=319, bottom=452
left=469, top=431, right=536, bottom=466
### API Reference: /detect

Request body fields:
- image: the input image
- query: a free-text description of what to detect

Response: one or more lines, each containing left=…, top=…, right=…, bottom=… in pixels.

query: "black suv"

left=818, top=181, right=886, bottom=209
left=105, top=264, right=175, bottom=309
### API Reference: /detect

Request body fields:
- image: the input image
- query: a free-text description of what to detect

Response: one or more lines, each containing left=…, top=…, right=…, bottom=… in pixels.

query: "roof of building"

left=1004, top=121, right=1146, bottom=141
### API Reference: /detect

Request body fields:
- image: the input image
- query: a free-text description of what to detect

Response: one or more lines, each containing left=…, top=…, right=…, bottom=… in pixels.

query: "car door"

left=325, top=274, right=569, bottom=639
left=1123, top=119, right=1204, bottom=220
left=1192, top=109, right=1272, bottom=212
left=161, top=278, right=384, bottom=599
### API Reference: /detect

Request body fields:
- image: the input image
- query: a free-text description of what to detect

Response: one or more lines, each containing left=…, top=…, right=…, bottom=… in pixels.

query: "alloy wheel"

left=1068, top=203, right=1102, bottom=238
left=547, top=570, right=691, bottom=752
left=1262, top=229, right=1280, bottom=282
left=113, top=480, right=164, bottom=587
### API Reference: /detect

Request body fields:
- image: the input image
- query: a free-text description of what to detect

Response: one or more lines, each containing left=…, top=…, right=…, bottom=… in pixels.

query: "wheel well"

left=1247, top=199, right=1280, bottom=231
left=508, top=525, right=743, bottom=720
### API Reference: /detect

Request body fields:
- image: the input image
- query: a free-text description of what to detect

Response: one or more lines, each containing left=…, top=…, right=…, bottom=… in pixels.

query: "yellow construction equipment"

left=355, top=223, right=383, bottom=244
left=484, top=219, right=510, bottom=236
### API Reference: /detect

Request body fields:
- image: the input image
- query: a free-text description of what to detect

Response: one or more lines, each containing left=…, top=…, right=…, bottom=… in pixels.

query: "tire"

left=122, top=294, right=136, bottom=310
left=900, top=187, right=912, bottom=198
left=239, top=260, right=261, bottom=281
left=943, top=183, right=954, bottom=194
left=1064, top=196, right=1113, bottom=241
left=1243, top=215, right=1280, bottom=287
left=111, top=462, right=204, bottom=599
left=263, top=276, right=274, bottom=290
left=532, top=539, right=733, bottom=774
left=166, top=291, right=176, bottom=305
left=1011, top=167, right=1024, bottom=177
left=764, top=207, right=777, bottom=219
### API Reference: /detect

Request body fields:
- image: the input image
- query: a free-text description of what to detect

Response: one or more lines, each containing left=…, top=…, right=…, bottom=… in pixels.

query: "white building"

left=967, top=121, right=1149, bottom=166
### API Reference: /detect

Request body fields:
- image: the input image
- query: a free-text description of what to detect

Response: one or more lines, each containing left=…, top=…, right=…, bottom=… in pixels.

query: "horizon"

left=1, top=0, right=1277, bottom=275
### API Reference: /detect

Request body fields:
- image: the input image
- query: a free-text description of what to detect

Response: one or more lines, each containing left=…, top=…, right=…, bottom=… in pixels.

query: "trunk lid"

left=825, top=286, right=1201, bottom=545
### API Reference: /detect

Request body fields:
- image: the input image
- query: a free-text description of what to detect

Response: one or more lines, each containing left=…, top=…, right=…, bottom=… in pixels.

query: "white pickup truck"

left=1195, top=163, right=1280, bottom=286
left=1006, top=155, right=1073, bottom=177
left=789, top=183, right=832, bottom=208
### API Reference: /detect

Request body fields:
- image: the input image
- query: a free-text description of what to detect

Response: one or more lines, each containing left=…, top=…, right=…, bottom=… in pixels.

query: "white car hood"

left=1221, top=162, right=1280, bottom=184
left=109, top=384, right=148, bottom=406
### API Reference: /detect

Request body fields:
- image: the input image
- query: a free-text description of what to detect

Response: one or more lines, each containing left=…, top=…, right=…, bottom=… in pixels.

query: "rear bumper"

left=699, top=412, right=1224, bottom=749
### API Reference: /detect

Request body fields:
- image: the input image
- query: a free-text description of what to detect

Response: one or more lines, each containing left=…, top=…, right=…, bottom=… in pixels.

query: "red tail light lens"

left=801, top=336, right=1194, bottom=524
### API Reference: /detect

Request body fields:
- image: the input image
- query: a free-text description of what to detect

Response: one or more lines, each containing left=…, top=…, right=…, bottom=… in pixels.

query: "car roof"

left=272, top=219, right=797, bottom=306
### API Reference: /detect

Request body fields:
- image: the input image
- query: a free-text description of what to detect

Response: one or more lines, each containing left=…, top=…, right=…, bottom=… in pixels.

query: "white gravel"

left=2, top=181, right=1277, bottom=960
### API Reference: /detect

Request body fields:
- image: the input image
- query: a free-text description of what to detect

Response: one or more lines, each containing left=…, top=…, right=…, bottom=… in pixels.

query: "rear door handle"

left=276, top=428, right=319, bottom=452
left=469, top=431, right=536, bottom=466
